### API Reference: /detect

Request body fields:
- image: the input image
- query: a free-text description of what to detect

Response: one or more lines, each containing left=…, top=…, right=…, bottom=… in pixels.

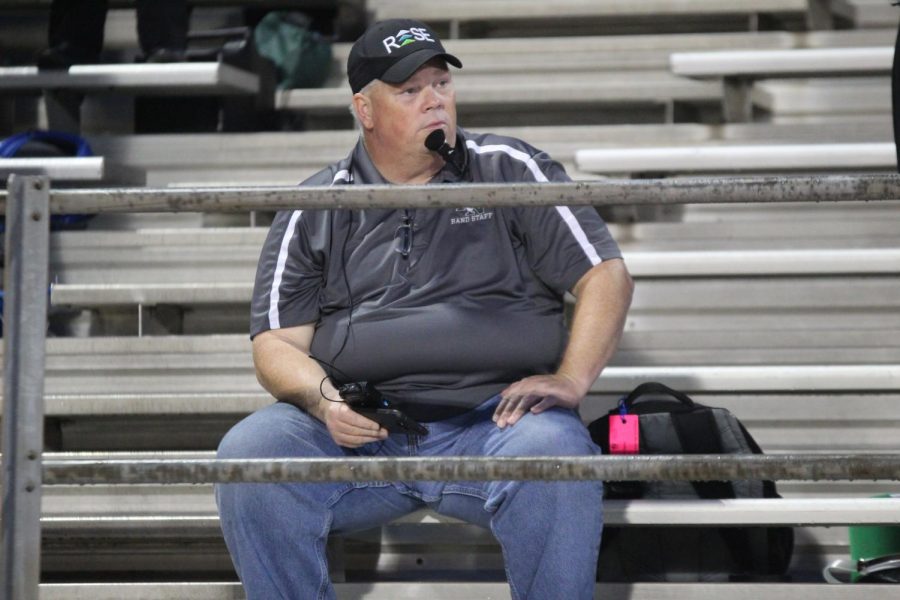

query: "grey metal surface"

left=35, top=581, right=900, bottom=599
left=575, top=142, right=896, bottom=173
left=2, top=360, right=895, bottom=405
left=41, top=454, right=900, bottom=486
left=671, top=46, right=893, bottom=78
left=35, top=474, right=900, bottom=516
left=752, top=77, right=890, bottom=117
left=32, top=498, right=900, bottom=527
left=0, top=174, right=896, bottom=214
left=370, top=0, right=810, bottom=21
left=51, top=274, right=900, bottom=310
left=1, top=176, right=49, bottom=600
left=275, top=72, right=720, bottom=112
left=0, top=63, right=258, bottom=95
left=0, top=157, right=104, bottom=181
left=626, top=247, right=900, bottom=275
left=81, top=119, right=897, bottom=187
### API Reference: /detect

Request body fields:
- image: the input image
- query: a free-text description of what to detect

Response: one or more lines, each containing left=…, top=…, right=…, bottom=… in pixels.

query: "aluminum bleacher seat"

left=575, top=141, right=896, bottom=175
left=275, top=29, right=897, bottom=129
left=830, top=0, right=900, bottom=28
left=752, top=77, right=890, bottom=124
left=670, top=44, right=893, bottom=121
left=79, top=117, right=895, bottom=188
left=36, top=449, right=900, bottom=592
left=366, top=0, right=823, bottom=37
left=34, top=581, right=900, bottom=599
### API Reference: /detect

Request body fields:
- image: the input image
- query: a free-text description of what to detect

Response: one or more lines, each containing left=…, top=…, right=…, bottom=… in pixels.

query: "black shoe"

left=37, top=44, right=99, bottom=70
left=143, top=48, right=186, bottom=63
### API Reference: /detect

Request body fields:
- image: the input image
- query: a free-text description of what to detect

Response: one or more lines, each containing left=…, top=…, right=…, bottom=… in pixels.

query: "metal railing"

left=4, top=173, right=900, bottom=600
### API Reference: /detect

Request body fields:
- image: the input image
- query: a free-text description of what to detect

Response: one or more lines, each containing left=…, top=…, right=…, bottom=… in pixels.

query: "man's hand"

left=319, top=399, right=388, bottom=448
left=492, top=259, right=633, bottom=430
left=493, top=373, right=585, bottom=429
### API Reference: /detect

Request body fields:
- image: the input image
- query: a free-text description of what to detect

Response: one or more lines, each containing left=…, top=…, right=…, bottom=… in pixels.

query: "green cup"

left=848, top=494, right=900, bottom=582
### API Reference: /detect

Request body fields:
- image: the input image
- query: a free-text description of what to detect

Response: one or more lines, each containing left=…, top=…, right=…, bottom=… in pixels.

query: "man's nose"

left=421, top=85, right=444, bottom=110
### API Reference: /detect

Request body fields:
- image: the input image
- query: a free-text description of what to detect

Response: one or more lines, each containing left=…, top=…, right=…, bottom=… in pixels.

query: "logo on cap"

left=382, top=27, right=435, bottom=54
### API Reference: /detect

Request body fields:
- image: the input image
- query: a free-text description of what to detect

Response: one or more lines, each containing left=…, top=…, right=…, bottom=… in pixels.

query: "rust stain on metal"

left=41, top=454, right=900, bottom=486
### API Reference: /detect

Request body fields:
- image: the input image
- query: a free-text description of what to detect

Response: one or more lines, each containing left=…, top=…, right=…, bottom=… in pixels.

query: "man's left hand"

left=493, top=373, right=585, bottom=428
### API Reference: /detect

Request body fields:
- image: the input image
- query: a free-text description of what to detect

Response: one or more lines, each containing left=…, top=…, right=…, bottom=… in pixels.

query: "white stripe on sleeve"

left=467, top=141, right=549, bottom=182
left=466, top=140, right=602, bottom=266
left=268, top=168, right=352, bottom=329
left=555, top=206, right=602, bottom=266
left=268, top=210, right=303, bottom=329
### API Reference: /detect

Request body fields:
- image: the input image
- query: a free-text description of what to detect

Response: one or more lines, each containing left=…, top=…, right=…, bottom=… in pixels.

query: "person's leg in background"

left=215, top=402, right=423, bottom=600
left=426, top=397, right=604, bottom=600
left=135, top=0, right=191, bottom=62
left=40, top=0, right=108, bottom=67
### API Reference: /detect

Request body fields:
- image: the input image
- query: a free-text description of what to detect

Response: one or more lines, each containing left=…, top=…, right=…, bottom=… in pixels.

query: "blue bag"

left=0, top=129, right=96, bottom=230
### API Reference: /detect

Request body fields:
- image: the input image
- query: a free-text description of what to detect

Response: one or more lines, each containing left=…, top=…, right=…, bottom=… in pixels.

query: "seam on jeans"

left=323, top=484, right=355, bottom=508
left=316, top=511, right=333, bottom=600
left=490, top=518, right=523, bottom=600
left=324, top=481, right=393, bottom=508
left=442, top=484, right=489, bottom=503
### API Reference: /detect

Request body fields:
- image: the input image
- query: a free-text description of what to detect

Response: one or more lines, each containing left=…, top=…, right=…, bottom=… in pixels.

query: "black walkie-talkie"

left=338, top=382, right=428, bottom=436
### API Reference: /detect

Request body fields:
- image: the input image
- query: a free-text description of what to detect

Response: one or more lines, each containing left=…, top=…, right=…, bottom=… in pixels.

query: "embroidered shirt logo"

left=451, top=207, right=494, bottom=225
left=382, top=28, right=435, bottom=54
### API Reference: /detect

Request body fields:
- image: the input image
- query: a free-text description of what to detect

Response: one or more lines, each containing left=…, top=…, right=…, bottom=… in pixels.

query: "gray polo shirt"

left=251, top=128, right=622, bottom=420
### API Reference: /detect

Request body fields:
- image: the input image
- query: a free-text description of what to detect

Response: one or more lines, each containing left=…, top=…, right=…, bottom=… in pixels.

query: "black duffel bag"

left=589, top=382, right=794, bottom=582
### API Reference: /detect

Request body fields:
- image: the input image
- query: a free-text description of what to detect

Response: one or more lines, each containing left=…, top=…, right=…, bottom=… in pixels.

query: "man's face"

left=364, top=58, right=457, bottom=152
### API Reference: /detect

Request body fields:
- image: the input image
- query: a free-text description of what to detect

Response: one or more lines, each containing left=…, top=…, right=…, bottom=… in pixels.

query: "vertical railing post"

left=1, top=175, right=50, bottom=600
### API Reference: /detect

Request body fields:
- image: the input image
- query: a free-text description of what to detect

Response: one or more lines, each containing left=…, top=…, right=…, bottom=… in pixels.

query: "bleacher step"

left=0, top=63, right=258, bottom=95
left=38, top=582, right=893, bottom=599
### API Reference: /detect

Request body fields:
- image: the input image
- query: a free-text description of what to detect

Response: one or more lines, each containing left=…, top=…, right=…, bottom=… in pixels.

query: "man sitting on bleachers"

left=215, top=18, right=633, bottom=600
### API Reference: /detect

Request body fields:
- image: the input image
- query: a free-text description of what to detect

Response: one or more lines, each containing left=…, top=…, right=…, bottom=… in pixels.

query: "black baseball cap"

left=347, top=19, right=462, bottom=93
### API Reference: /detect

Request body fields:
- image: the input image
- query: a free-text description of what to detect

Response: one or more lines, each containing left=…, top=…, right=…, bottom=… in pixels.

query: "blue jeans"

left=215, top=395, right=603, bottom=599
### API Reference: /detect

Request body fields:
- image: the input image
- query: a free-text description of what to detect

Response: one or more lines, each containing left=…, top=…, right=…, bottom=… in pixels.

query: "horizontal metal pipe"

left=0, top=174, right=898, bottom=213
left=43, top=454, right=900, bottom=485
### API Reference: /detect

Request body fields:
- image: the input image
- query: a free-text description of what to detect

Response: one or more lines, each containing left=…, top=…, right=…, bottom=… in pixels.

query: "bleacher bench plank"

left=18, top=338, right=899, bottom=397
left=369, top=0, right=811, bottom=22
left=47, top=248, right=900, bottom=307
left=0, top=63, right=258, bottom=95
left=336, top=29, right=893, bottom=77
left=831, top=0, right=900, bottom=28
left=669, top=46, right=892, bottom=121
left=275, top=72, right=719, bottom=115
left=575, top=142, right=895, bottom=174
left=82, top=118, right=895, bottom=186
left=36, top=499, right=900, bottom=528
left=35, top=581, right=900, bottom=599
left=326, top=30, right=894, bottom=73
left=38, top=466, right=900, bottom=515
left=0, top=157, right=103, bottom=180
left=0, top=156, right=146, bottom=184
left=752, top=77, right=890, bottom=121
left=670, top=46, right=892, bottom=78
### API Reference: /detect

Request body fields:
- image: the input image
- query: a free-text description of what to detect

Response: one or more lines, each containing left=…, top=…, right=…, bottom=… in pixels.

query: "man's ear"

left=352, top=93, right=375, bottom=130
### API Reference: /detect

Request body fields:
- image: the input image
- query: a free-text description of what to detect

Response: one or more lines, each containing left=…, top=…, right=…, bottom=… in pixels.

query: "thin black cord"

left=309, top=353, right=351, bottom=403
left=332, top=209, right=355, bottom=365
left=318, top=376, right=343, bottom=403
left=311, top=208, right=356, bottom=404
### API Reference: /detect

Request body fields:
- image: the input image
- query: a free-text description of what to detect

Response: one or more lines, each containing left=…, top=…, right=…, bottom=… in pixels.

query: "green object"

left=253, top=11, right=333, bottom=89
left=849, top=494, right=900, bottom=582
left=822, top=494, right=900, bottom=584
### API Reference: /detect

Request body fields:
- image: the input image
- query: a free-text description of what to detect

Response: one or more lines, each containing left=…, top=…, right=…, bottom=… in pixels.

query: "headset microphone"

left=424, top=129, right=465, bottom=175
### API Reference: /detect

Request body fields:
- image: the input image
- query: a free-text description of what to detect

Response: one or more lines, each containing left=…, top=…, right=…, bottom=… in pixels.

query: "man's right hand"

left=319, top=399, right=388, bottom=448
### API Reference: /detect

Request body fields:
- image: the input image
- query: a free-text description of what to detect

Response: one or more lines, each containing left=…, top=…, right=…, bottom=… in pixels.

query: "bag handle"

left=621, top=381, right=695, bottom=409
left=822, top=558, right=855, bottom=584
left=0, top=129, right=93, bottom=158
